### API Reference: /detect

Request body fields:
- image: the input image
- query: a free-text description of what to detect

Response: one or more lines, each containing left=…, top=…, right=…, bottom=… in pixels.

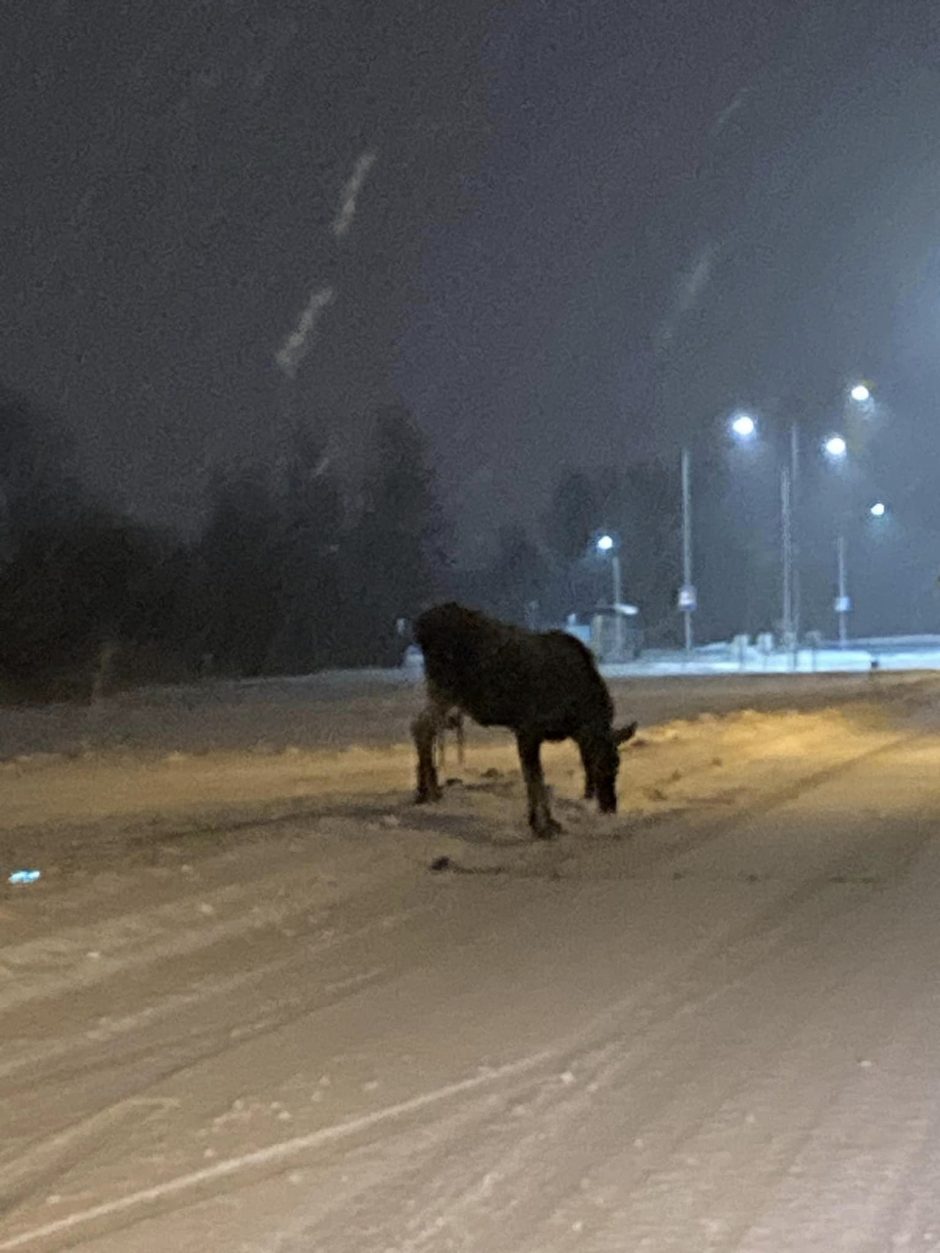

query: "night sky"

left=5, top=1, right=940, bottom=581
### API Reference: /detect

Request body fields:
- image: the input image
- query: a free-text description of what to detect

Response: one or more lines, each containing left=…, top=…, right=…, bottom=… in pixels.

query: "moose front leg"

left=412, top=703, right=446, bottom=804
left=452, top=711, right=465, bottom=766
left=435, top=710, right=466, bottom=772
left=516, top=731, right=561, bottom=838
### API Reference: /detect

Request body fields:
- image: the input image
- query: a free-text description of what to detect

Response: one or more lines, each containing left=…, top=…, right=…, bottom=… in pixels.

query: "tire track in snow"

left=0, top=1050, right=556, bottom=1251
left=280, top=879, right=892, bottom=1252
left=0, top=894, right=432, bottom=1220
left=0, top=816, right=435, bottom=1017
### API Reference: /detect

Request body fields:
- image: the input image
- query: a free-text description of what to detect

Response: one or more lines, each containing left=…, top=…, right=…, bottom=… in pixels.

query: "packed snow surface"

left=3, top=669, right=940, bottom=1250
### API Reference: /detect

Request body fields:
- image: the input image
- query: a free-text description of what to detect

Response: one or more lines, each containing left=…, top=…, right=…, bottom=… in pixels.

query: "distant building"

left=563, top=604, right=642, bottom=662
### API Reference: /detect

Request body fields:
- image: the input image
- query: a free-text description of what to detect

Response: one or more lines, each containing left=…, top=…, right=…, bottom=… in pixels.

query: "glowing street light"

left=823, top=434, right=847, bottom=459
left=869, top=501, right=886, bottom=518
left=722, top=410, right=803, bottom=659
left=850, top=383, right=871, bottom=403
left=730, top=412, right=757, bottom=439
left=595, top=533, right=623, bottom=657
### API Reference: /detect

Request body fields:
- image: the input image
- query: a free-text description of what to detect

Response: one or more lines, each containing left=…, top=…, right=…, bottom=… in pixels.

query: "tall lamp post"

left=677, top=414, right=757, bottom=659
left=835, top=500, right=888, bottom=646
left=828, top=383, right=877, bottom=647
left=789, top=422, right=800, bottom=659
left=835, top=534, right=849, bottom=646
left=730, top=414, right=800, bottom=665
left=727, top=417, right=848, bottom=667
left=680, top=447, right=694, bottom=654
left=777, top=421, right=802, bottom=668
left=596, top=533, right=623, bottom=659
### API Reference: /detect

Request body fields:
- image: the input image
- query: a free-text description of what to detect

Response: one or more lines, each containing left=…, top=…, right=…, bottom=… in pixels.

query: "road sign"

left=834, top=595, right=852, bottom=614
left=678, top=584, right=697, bottom=612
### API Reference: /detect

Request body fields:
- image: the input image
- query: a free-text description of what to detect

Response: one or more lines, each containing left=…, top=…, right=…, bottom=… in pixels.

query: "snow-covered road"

left=3, top=675, right=940, bottom=1250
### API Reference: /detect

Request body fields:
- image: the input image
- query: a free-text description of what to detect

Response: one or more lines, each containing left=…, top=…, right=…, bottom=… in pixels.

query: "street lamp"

left=729, top=419, right=847, bottom=663
left=850, top=383, right=871, bottom=404
left=679, top=450, right=694, bottom=655
left=820, top=434, right=848, bottom=643
left=835, top=535, right=850, bottom=647
left=684, top=409, right=793, bottom=663
left=595, top=533, right=624, bottom=658
left=823, top=434, right=848, bottom=459
left=836, top=501, right=887, bottom=647
left=676, top=411, right=756, bottom=660
left=728, top=412, right=801, bottom=660
left=730, top=412, right=757, bottom=440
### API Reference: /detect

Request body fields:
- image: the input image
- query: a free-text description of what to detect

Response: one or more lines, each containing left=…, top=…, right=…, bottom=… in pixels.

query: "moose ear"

left=615, top=721, right=638, bottom=745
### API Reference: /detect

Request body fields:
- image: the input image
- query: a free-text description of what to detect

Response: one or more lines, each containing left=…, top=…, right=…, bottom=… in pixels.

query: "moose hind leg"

left=578, top=740, right=596, bottom=801
left=454, top=712, right=466, bottom=766
left=413, top=705, right=445, bottom=803
left=516, top=731, right=561, bottom=838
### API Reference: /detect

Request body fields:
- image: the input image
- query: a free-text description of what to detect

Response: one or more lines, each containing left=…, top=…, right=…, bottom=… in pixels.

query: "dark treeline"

left=0, top=385, right=688, bottom=702
left=465, top=462, right=683, bottom=639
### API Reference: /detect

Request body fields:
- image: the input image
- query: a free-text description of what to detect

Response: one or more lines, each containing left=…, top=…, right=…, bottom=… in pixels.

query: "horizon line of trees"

left=0, top=383, right=700, bottom=703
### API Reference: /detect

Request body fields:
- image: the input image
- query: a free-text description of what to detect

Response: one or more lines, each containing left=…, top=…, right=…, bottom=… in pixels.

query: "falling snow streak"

left=709, top=85, right=751, bottom=137
left=273, top=149, right=377, bottom=376
left=654, top=240, right=721, bottom=356
left=274, top=286, right=335, bottom=378
left=333, top=150, right=377, bottom=239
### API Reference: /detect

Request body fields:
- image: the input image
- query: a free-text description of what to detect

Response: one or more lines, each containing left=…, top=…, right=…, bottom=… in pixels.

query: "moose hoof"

left=533, top=817, right=563, bottom=840
left=415, top=786, right=443, bottom=805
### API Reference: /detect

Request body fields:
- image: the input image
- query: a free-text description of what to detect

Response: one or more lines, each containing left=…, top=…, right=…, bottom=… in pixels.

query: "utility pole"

left=680, top=446, right=694, bottom=654
left=836, top=534, right=849, bottom=647
left=611, top=550, right=623, bottom=660
left=781, top=465, right=793, bottom=666
left=789, top=420, right=800, bottom=656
